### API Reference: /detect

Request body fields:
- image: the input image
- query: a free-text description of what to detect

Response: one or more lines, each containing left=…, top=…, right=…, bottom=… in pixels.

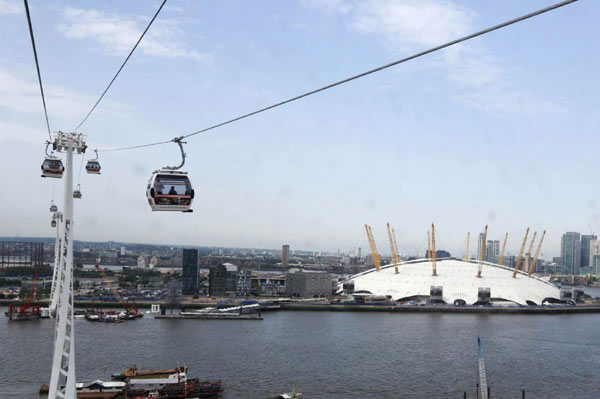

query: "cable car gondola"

left=50, top=202, right=58, bottom=213
left=41, top=157, right=64, bottom=178
left=73, top=185, right=82, bottom=199
left=146, top=138, right=194, bottom=212
left=41, top=141, right=64, bottom=178
left=85, top=150, right=101, bottom=174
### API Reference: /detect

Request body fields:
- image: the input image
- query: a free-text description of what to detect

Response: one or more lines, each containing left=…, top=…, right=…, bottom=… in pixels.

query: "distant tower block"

left=282, top=244, right=290, bottom=268
left=358, top=247, right=362, bottom=259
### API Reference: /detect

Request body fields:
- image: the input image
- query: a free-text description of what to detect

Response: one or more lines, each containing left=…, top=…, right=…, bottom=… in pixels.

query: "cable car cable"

left=23, top=0, right=52, bottom=141
left=77, top=154, right=84, bottom=185
left=96, top=0, right=577, bottom=153
left=72, top=0, right=168, bottom=132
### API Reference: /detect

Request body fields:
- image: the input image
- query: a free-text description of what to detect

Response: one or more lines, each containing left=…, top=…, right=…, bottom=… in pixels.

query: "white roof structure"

left=340, top=258, right=560, bottom=306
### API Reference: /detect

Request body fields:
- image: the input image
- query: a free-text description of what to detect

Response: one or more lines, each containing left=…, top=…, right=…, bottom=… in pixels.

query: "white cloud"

left=0, top=0, right=20, bottom=15
left=300, top=0, right=353, bottom=14
left=58, top=7, right=212, bottom=63
left=0, top=68, right=131, bottom=123
left=305, top=0, right=565, bottom=116
left=351, top=0, right=473, bottom=49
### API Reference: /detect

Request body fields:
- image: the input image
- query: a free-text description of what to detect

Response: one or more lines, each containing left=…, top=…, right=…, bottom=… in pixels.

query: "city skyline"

left=1, top=1, right=599, bottom=257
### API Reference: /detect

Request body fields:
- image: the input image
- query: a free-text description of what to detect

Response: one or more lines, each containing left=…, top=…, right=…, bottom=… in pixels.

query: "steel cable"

left=97, top=0, right=577, bottom=153
left=73, top=0, right=168, bottom=132
left=23, top=0, right=52, bottom=141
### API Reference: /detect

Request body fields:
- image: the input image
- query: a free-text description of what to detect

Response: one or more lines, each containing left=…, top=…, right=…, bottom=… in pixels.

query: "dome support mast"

left=431, top=223, right=438, bottom=276
left=477, top=225, right=488, bottom=277
left=498, top=232, right=508, bottom=266
left=528, top=230, right=546, bottom=276
left=512, top=228, right=530, bottom=278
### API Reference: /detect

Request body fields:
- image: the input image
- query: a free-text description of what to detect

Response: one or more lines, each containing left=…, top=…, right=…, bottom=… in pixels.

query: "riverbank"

left=280, top=303, right=600, bottom=314
left=3, top=299, right=600, bottom=314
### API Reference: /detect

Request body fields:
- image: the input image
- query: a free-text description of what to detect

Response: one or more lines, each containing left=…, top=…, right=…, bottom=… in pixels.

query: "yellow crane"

left=365, top=224, right=381, bottom=271
left=528, top=230, right=546, bottom=276
left=498, top=232, right=508, bottom=266
left=386, top=223, right=399, bottom=273
left=512, top=227, right=530, bottom=278
left=431, top=223, right=438, bottom=276
left=522, top=231, right=538, bottom=272
left=477, top=225, right=488, bottom=277
left=95, top=264, right=141, bottom=317
left=465, top=232, right=470, bottom=262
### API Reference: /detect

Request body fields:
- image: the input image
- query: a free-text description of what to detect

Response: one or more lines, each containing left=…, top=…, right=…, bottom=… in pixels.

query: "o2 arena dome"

left=338, top=258, right=561, bottom=306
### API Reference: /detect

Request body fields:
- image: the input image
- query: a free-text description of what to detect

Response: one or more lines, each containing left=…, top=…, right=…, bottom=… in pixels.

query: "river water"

left=1, top=307, right=599, bottom=398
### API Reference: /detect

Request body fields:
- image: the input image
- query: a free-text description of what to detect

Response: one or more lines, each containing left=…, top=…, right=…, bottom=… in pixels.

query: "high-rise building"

left=580, top=234, right=597, bottom=268
left=182, top=249, right=199, bottom=295
left=358, top=247, right=361, bottom=259
left=477, top=233, right=485, bottom=261
left=590, top=240, right=600, bottom=274
left=560, top=232, right=581, bottom=275
left=209, top=263, right=238, bottom=296
left=282, top=244, right=290, bottom=268
left=485, top=240, right=500, bottom=263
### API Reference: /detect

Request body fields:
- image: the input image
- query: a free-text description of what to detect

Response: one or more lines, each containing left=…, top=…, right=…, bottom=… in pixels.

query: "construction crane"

left=522, top=231, right=538, bottom=272
left=431, top=223, right=438, bottom=276
left=5, top=270, right=41, bottom=320
left=386, top=222, right=399, bottom=273
left=465, top=232, right=470, bottom=262
left=477, top=225, right=488, bottom=278
left=365, top=224, right=381, bottom=271
left=528, top=230, right=546, bottom=276
left=95, top=264, right=141, bottom=317
left=499, top=232, right=508, bottom=266
left=512, top=227, right=530, bottom=278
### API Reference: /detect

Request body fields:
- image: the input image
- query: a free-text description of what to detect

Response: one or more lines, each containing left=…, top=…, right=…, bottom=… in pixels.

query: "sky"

left=0, top=0, right=598, bottom=259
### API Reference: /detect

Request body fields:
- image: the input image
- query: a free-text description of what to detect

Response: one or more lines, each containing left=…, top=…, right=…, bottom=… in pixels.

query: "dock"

left=155, top=313, right=263, bottom=320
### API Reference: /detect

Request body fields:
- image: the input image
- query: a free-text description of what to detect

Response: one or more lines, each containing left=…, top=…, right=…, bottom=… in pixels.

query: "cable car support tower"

left=48, top=132, right=86, bottom=399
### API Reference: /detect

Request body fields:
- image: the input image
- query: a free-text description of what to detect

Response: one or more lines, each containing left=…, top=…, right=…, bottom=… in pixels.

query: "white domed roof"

left=341, top=258, right=560, bottom=306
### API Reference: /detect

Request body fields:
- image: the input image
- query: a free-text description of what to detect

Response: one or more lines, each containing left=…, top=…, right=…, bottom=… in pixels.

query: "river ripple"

left=0, top=307, right=599, bottom=398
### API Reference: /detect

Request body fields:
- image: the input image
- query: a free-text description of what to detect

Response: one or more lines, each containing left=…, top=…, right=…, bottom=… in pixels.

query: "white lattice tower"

left=49, top=211, right=63, bottom=314
left=48, top=132, right=85, bottom=399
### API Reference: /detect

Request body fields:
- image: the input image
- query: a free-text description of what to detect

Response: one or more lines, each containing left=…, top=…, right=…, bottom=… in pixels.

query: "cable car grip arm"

left=163, top=136, right=187, bottom=170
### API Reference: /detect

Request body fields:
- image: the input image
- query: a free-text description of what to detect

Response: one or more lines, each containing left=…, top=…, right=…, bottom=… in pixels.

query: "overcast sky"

left=0, top=0, right=598, bottom=258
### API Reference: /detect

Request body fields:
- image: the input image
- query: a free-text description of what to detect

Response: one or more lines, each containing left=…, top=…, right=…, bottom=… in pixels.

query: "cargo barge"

left=39, top=366, right=224, bottom=398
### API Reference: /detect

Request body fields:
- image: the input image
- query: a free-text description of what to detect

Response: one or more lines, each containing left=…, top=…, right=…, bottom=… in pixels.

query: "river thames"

left=1, top=308, right=599, bottom=398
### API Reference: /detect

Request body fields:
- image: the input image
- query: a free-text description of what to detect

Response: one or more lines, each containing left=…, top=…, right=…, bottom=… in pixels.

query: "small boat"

left=277, top=382, right=302, bottom=399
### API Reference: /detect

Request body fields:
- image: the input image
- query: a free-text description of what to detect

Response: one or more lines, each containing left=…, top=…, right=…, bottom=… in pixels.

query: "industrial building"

left=0, top=241, right=44, bottom=267
left=339, top=258, right=560, bottom=306
left=285, top=269, right=332, bottom=298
